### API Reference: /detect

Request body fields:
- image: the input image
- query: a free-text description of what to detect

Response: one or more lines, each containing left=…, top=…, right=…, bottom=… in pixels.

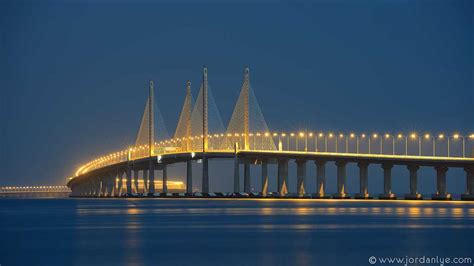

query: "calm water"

left=0, top=198, right=473, bottom=266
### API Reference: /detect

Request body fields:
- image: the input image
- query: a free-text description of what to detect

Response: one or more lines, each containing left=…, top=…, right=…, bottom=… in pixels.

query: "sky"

left=1, top=0, right=473, bottom=194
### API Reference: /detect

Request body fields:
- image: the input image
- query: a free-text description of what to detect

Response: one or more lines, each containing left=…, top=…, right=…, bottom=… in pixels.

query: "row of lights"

left=75, top=132, right=474, bottom=177
left=1, top=186, right=69, bottom=190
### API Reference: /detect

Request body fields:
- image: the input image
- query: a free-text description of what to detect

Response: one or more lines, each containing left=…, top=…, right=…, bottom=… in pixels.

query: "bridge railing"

left=73, top=132, right=474, bottom=177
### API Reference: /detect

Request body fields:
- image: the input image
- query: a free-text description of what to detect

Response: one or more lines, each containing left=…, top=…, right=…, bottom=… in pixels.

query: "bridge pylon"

left=134, top=80, right=169, bottom=156
left=174, top=80, right=194, bottom=151
left=226, top=67, right=275, bottom=151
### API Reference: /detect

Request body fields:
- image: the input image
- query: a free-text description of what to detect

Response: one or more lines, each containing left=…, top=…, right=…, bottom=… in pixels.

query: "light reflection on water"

left=75, top=204, right=472, bottom=219
left=0, top=198, right=473, bottom=266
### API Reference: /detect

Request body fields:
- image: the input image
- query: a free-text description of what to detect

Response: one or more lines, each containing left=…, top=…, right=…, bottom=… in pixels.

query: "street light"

left=338, top=133, right=344, bottom=153
left=350, top=133, right=358, bottom=153
left=424, top=134, right=435, bottom=156
left=410, top=133, right=421, bottom=156
left=385, top=134, right=395, bottom=155
left=319, top=133, right=325, bottom=152
left=299, top=132, right=307, bottom=152
left=397, top=133, right=405, bottom=155
left=290, top=133, right=295, bottom=151
left=452, top=134, right=465, bottom=158
left=328, top=133, right=334, bottom=152
left=370, top=133, right=381, bottom=154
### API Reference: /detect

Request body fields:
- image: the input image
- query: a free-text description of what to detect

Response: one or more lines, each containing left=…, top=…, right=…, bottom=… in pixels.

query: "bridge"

left=67, top=67, right=474, bottom=200
left=0, top=186, right=71, bottom=198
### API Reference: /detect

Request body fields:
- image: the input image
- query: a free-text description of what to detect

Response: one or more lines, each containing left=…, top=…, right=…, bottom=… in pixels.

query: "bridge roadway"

left=67, top=150, right=474, bottom=201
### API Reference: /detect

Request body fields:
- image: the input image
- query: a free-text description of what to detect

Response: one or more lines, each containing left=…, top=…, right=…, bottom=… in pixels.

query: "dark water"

left=0, top=198, right=473, bottom=266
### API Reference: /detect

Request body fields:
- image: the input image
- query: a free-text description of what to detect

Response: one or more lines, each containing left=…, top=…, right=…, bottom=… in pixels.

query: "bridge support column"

left=234, top=155, right=240, bottom=193
left=143, top=170, right=148, bottom=195
left=432, top=166, right=451, bottom=200
left=333, top=161, right=350, bottom=199
left=101, top=178, right=107, bottom=197
left=202, top=155, right=209, bottom=194
left=355, top=162, right=372, bottom=199
left=277, top=158, right=289, bottom=196
left=462, top=167, right=474, bottom=201
left=244, top=160, right=251, bottom=193
left=126, top=164, right=132, bottom=196
left=133, top=169, right=139, bottom=195
left=186, top=160, right=193, bottom=195
left=162, top=164, right=168, bottom=194
left=405, top=165, right=422, bottom=200
left=261, top=160, right=269, bottom=197
left=111, top=175, right=117, bottom=197
left=296, top=159, right=306, bottom=197
left=116, top=172, right=122, bottom=196
left=379, top=163, right=396, bottom=199
left=148, top=159, right=155, bottom=196
left=314, top=160, right=328, bottom=198
left=107, top=175, right=114, bottom=197
left=97, top=177, right=106, bottom=197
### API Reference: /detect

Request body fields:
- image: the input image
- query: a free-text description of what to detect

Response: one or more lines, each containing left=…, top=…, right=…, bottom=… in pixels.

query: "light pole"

left=385, top=134, right=395, bottom=155
left=328, top=133, right=334, bottom=152
left=371, top=134, right=380, bottom=154
left=350, top=133, right=358, bottom=153
left=299, top=132, right=306, bottom=152
left=339, top=134, right=345, bottom=153
left=452, top=134, right=465, bottom=157
left=291, top=133, right=296, bottom=151
left=410, top=133, right=421, bottom=156
left=307, top=132, right=312, bottom=152
left=320, top=133, right=327, bottom=152
left=424, top=134, right=435, bottom=156
left=343, top=134, right=348, bottom=153
left=368, top=134, right=371, bottom=154
left=397, top=134, right=407, bottom=156
left=361, top=134, right=367, bottom=154
left=282, top=133, right=287, bottom=151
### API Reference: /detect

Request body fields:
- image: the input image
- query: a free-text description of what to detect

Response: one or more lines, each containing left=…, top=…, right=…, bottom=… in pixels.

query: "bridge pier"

left=432, top=166, right=451, bottom=200
left=99, top=179, right=103, bottom=197
left=296, top=159, right=306, bottom=197
left=126, top=164, right=132, bottom=196
left=186, top=160, right=193, bottom=195
left=148, top=159, right=155, bottom=196
left=244, top=160, right=251, bottom=193
left=404, top=165, right=422, bottom=200
left=162, top=164, right=168, bottom=194
left=94, top=179, right=100, bottom=197
left=142, top=169, right=148, bottom=195
left=333, top=161, right=350, bottom=199
left=277, top=158, right=289, bottom=196
left=202, top=155, right=209, bottom=194
left=261, top=159, right=268, bottom=197
left=462, top=167, right=474, bottom=201
left=355, top=162, right=372, bottom=199
left=234, top=155, right=240, bottom=193
left=116, top=171, right=123, bottom=196
left=314, top=160, right=329, bottom=198
left=106, top=175, right=114, bottom=197
left=111, top=175, right=117, bottom=197
left=134, top=170, right=139, bottom=195
left=379, top=163, right=396, bottom=199
left=103, top=178, right=108, bottom=196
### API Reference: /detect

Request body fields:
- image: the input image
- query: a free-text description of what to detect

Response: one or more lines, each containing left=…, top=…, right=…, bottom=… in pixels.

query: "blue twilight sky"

left=1, top=0, right=473, bottom=194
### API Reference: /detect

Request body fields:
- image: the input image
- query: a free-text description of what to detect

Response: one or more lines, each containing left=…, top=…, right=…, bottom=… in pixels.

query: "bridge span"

left=67, top=67, right=474, bottom=200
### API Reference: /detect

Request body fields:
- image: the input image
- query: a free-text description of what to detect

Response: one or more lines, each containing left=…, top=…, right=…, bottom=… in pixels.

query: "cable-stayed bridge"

left=67, top=67, right=474, bottom=200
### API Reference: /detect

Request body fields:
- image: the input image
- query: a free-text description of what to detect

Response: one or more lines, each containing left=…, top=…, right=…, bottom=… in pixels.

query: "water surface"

left=0, top=198, right=473, bottom=265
